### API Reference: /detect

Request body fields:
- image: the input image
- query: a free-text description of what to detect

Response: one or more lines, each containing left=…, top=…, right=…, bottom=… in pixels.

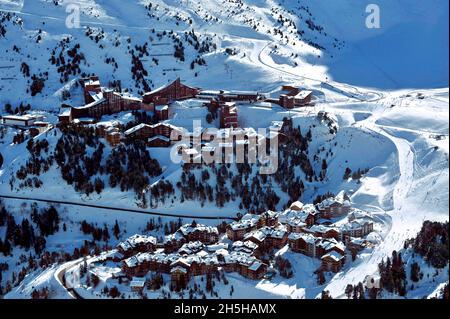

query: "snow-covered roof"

left=2, top=114, right=42, bottom=121
left=164, top=231, right=186, bottom=243
left=294, top=90, right=313, bottom=100
left=288, top=232, right=317, bottom=244
left=206, top=243, right=228, bottom=252
left=229, top=214, right=260, bottom=231
left=171, top=266, right=188, bottom=273
left=317, top=238, right=346, bottom=252
left=149, top=122, right=183, bottom=131
left=155, top=105, right=169, bottom=111
left=309, top=225, right=339, bottom=234
left=269, top=121, right=284, bottom=132
left=178, top=241, right=204, bottom=255
left=289, top=201, right=304, bottom=211
left=124, top=123, right=151, bottom=136
left=232, top=240, right=258, bottom=252
left=89, top=90, right=104, bottom=102
left=113, top=91, right=142, bottom=102
left=59, top=109, right=72, bottom=117
left=317, top=196, right=351, bottom=210
left=118, top=234, right=157, bottom=252
left=130, top=277, right=146, bottom=288
left=178, top=223, right=219, bottom=236
left=83, top=79, right=100, bottom=87
left=321, top=250, right=344, bottom=262
left=148, top=135, right=170, bottom=143
left=74, top=96, right=107, bottom=109
left=340, top=220, right=372, bottom=232
left=248, top=261, right=264, bottom=272
left=245, top=226, right=287, bottom=242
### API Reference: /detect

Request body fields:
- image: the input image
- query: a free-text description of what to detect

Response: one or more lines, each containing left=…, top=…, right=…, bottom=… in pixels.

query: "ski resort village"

left=0, top=0, right=448, bottom=300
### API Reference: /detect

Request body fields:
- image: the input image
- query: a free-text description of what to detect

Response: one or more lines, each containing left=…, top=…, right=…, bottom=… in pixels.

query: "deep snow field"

left=0, top=0, right=448, bottom=299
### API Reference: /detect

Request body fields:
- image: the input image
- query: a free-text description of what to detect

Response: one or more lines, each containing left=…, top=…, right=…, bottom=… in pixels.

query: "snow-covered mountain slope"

left=0, top=0, right=448, bottom=112
left=0, top=0, right=448, bottom=299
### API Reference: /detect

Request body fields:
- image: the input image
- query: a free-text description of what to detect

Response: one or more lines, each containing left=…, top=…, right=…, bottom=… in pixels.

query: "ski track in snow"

left=0, top=0, right=448, bottom=299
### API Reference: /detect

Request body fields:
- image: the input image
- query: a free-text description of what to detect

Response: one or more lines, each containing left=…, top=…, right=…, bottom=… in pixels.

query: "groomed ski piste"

left=1, top=0, right=448, bottom=299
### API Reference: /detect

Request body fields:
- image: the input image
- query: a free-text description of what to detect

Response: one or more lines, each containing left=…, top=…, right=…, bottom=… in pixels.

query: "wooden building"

left=219, top=102, right=238, bottom=129
left=316, top=196, right=352, bottom=219
left=143, top=78, right=200, bottom=105
left=277, top=85, right=313, bottom=109
left=321, top=251, right=345, bottom=273
left=148, top=135, right=171, bottom=147
left=155, top=104, right=169, bottom=121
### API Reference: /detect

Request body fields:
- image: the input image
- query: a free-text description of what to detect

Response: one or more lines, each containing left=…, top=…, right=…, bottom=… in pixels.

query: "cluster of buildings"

left=108, top=222, right=267, bottom=291
left=226, top=196, right=375, bottom=273
left=59, top=77, right=200, bottom=126
left=56, top=76, right=314, bottom=149
left=95, top=195, right=375, bottom=293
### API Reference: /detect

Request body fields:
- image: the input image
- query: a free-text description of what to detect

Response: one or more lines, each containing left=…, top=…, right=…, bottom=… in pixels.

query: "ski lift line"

left=0, top=194, right=237, bottom=221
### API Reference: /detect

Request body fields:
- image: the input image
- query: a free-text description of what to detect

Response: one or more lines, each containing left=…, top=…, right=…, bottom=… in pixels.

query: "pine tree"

left=113, top=220, right=120, bottom=239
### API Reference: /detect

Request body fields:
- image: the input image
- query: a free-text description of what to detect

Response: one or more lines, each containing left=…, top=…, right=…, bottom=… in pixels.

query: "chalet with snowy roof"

left=164, top=223, right=218, bottom=252
left=148, top=135, right=171, bottom=147
left=232, top=240, right=259, bottom=255
left=171, top=265, right=189, bottom=290
left=257, top=211, right=279, bottom=228
left=152, top=123, right=184, bottom=140
left=130, top=277, right=146, bottom=293
left=341, top=220, right=374, bottom=238
left=117, top=234, right=157, bottom=257
left=308, top=225, right=341, bottom=241
left=316, top=196, right=351, bottom=219
left=178, top=241, right=205, bottom=256
left=288, top=233, right=318, bottom=257
left=142, top=78, right=200, bottom=105
left=97, top=249, right=124, bottom=263
left=244, top=226, right=288, bottom=250
left=321, top=251, right=345, bottom=272
left=178, top=222, right=219, bottom=244
left=223, top=251, right=267, bottom=280
left=277, top=85, right=313, bottom=109
left=289, top=201, right=304, bottom=211
left=124, top=122, right=183, bottom=145
left=217, top=90, right=260, bottom=103
left=288, top=233, right=346, bottom=259
left=164, top=232, right=187, bottom=253
left=281, top=204, right=318, bottom=231
left=124, top=123, right=153, bottom=139
left=315, top=238, right=346, bottom=257
left=226, top=214, right=260, bottom=241
left=154, top=104, right=169, bottom=121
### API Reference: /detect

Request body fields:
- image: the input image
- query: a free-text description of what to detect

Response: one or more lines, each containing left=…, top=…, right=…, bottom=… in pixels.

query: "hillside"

left=0, top=0, right=448, bottom=299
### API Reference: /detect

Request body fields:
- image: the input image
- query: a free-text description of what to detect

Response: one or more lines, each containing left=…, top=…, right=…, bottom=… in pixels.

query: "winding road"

left=54, top=259, right=84, bottom=299
left=256, top=41, right=384, bottom=103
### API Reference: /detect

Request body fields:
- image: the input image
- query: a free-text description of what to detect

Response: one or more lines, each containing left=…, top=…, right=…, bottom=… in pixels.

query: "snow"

left=0, top=0, right=448, bottom=299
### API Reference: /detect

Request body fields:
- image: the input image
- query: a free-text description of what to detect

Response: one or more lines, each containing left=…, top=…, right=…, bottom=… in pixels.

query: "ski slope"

left=1, top=0, right=448, bottom=299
